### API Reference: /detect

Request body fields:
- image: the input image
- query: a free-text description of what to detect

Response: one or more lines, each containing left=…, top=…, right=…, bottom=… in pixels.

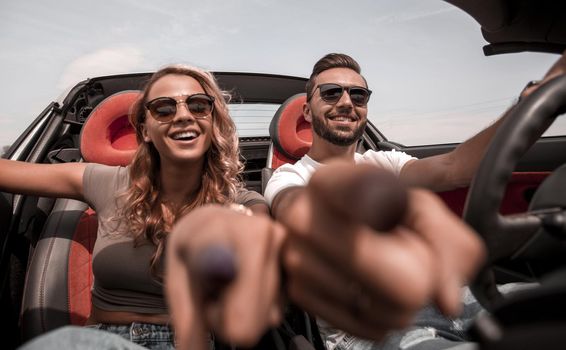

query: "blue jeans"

left=19, top=323, right=176, bottom=350
left=88, top=322, right=176, bottom=349
left=19, top=326, right=147, bottom=350
left=323, top=284, right=535, bottom=350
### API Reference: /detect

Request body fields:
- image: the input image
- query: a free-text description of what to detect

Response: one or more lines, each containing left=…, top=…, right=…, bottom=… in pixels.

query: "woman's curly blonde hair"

left=123, top=64, right=244, bottom=278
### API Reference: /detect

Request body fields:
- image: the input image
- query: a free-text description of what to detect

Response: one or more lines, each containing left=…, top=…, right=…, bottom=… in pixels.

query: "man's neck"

left=307, top=136, right=357, bottom=164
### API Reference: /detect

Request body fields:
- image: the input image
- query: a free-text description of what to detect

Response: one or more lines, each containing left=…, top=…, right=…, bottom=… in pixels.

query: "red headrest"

left=80, top=91, right=141, bottom=166
left=268, top=93, right=312, bottom=168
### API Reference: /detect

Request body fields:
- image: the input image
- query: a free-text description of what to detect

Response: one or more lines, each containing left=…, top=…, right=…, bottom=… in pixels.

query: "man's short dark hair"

left=305, top=53, right=365, bottom=101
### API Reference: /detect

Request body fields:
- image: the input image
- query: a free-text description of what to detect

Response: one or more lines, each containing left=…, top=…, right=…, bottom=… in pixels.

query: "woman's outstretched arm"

left=0, top=159, right=87, bottom=200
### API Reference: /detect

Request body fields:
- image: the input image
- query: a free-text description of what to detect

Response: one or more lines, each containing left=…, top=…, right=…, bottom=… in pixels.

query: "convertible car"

left=1, top=0, right=566, bottom=349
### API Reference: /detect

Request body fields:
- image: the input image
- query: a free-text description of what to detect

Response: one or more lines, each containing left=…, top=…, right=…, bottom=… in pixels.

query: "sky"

left=0, top=0, right=561, bottom=149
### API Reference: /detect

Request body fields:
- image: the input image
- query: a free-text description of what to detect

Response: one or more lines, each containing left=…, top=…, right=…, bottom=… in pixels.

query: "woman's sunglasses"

left=145, top=93, right=215, bottom=123
left=315, top=83, right=372, bottom=107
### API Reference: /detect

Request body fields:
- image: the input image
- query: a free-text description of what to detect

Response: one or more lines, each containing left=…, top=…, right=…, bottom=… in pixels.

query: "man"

left=265, top=52, right=566, bottom=350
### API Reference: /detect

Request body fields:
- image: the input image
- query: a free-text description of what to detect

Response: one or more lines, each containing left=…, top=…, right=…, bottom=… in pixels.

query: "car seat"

left=20, top=90, right=140, bottom=341
left=267, top=93, right=312, bottom=170
left=262, top=93, right=311, bottom=193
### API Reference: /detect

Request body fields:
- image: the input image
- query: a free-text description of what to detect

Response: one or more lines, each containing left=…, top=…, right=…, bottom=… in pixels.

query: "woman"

left=5, top=64, right=283, bottom=350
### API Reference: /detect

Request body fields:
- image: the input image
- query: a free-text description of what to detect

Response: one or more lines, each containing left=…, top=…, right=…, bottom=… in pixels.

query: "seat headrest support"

left=269, top=93, right=312, bottom=163
left=80, top=91, right=141, bottom=166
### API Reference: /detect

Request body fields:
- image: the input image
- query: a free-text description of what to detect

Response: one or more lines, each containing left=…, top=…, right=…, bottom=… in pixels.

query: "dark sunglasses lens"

left=186, top=96, right=213, bottom=117
left=349, top=88, right=370, bottom=105
left=319, top=84, right=344, bottom=102
left=148, top=99, right=177, bottom=121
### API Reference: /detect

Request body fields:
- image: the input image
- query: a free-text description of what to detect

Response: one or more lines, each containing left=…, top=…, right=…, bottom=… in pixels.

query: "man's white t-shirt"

left=264, top=149, right=416, bottom=206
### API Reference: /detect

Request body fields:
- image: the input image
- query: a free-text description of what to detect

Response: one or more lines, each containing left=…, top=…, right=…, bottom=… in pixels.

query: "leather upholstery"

left=21, top=91, right=140, bottom=340
left=268, top=93, right=312, bottom=170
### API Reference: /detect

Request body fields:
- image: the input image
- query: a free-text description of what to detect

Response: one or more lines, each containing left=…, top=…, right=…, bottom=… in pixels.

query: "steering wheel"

left=463, top=74, right=566, bottom=312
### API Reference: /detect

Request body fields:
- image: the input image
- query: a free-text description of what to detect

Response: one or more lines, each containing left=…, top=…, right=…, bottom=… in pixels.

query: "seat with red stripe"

left=267, top=93, right=311, bottom=170
left=20, top=91, right=140, bottom=341
left=262, top=93, right=312, bottom=193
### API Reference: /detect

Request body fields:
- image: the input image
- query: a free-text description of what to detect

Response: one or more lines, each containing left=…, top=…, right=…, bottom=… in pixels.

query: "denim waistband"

left=87, top=322, right=175, bottom=349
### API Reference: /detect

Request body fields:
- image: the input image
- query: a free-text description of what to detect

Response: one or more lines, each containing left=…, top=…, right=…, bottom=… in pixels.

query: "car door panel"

left=398, top=137, right=566, bottom=216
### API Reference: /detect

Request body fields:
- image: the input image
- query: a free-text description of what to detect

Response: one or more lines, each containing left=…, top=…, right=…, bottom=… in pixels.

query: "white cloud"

left=57, top=45, right=147, bottom=89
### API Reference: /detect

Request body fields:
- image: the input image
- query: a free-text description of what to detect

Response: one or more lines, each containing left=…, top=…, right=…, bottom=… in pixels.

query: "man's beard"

left=311, top=114, right=366, bottom=146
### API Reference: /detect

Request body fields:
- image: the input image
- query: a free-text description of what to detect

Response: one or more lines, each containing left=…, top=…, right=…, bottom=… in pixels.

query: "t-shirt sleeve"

left=361, top=150, right=417, bottom=176
left=263, top=163, right=307, bottom=207
left=82, top=163, right=129, bottom=213
left=235, top=188, right=267, bottom=207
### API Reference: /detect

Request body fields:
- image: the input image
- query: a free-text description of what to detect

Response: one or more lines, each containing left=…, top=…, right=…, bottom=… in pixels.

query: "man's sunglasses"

left=145, top=93, right=215, bottom=123
left=315, top=83, right=372, bottom=106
